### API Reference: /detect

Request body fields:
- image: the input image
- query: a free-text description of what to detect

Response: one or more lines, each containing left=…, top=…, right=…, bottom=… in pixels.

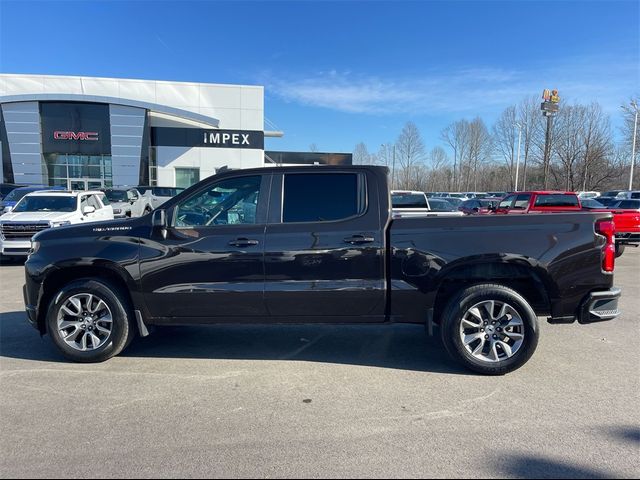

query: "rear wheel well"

left=38, top=267, right=134, bottom=334
left=432, top=263, right=550, bottom=325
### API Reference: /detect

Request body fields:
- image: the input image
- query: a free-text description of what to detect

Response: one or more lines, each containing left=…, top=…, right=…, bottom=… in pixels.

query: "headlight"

left=113, top=208, right=122, bottom=214
left=50, top=220, right=71, bottom=228
left=29, top=240, right=40, bottom=256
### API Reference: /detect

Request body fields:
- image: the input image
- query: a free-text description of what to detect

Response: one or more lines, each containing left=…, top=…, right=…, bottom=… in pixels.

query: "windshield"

left=12, top=196, right=76, bottom=212
left=391, top=193, right=427, bottom=208
left=602, top=191, right=621, bottom=197
left=103, top=190, right=128, bottom=202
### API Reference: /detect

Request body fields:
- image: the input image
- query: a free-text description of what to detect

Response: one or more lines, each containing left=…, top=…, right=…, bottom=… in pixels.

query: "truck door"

left=263, top=170, right=386, bottom=320
left=139, top=174, right=270, bottom=319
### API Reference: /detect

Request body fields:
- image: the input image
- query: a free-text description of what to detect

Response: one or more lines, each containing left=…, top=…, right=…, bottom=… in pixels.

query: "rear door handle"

left=229, top=238, right=259, bottom=247
left=343, top=234, right=375, bottom=244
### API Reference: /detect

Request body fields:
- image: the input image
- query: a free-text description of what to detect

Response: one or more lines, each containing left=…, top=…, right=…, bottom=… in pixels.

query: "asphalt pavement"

left=1, top=250, right=639, bottom=478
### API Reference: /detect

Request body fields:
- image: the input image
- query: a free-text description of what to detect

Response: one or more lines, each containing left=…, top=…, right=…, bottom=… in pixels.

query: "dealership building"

left=0, top=74, right=350, bottom=189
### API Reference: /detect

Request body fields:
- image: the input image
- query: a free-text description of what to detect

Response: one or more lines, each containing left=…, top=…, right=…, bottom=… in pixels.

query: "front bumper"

left=0, top=238, right=31, bottom=256
left=577, top=287, right=622, bottom=324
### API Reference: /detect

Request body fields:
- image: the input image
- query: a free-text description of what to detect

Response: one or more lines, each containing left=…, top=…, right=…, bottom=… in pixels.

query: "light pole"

left=627, top=100, right=638, bottom=190
left=514, top=122, right=522, bottom=192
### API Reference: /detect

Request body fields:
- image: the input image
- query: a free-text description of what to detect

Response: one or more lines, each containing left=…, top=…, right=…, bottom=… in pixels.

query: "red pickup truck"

left=495, top=192, right=639, bottom=256
left=584, top=199, right=640, bottom=255
left=493, top=191, right=581, bottom=214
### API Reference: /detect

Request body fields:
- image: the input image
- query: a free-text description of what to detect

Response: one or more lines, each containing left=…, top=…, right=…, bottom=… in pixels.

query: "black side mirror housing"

left=152, top=209, right=167, bottom=239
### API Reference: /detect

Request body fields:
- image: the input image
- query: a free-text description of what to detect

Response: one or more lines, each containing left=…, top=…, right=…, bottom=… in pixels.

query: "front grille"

left=0, top=222, right=50, bottom=239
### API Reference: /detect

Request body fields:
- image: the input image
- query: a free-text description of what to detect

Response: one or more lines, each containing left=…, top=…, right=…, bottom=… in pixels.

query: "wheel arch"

left=431, top=258, right=555, bottom=325
left=37, top=262, right=138, bottom=335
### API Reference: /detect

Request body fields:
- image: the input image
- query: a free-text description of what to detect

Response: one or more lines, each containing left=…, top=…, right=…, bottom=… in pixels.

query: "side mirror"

left=152, top=209, right=167, bottom=239
left=83, top=206, right=96, bottom=215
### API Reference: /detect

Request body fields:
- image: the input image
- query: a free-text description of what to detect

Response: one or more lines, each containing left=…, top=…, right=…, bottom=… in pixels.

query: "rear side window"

left=513, top=194, right=531, bottom=209
left=631, top=192, right=640, bottom=199
left=617, top=200, right=640, bottom=209
left=534, top=194, right=579, bottom=207
left=283, top=173, right=363, bottom=223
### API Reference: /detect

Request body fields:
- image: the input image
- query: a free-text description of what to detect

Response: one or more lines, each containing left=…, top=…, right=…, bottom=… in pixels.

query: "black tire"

left=615, top=243, right=625, bottom=258
left=144, top=206, right=153, bottom=215
left=440, top=283, right=539, bottom=375
left=46, top=278, right=135, bottom=362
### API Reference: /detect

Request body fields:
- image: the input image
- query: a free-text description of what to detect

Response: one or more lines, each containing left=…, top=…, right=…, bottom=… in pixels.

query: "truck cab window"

left=513, top=194, right=531, bottom=209
left=174, top=176, right=261, bottom=227
left=283, top=173, right=363, bottom=223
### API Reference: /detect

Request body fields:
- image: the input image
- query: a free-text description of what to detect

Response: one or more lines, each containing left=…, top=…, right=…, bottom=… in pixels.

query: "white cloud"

left=265, top=56, right=638, bottom=116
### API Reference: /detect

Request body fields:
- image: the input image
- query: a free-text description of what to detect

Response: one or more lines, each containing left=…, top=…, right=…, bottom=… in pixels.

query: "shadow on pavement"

left=498, top=454, right=615, bottom=479
left=0, top=256, right=26, bottom=266
left=0, top=309, right=469, bottom=374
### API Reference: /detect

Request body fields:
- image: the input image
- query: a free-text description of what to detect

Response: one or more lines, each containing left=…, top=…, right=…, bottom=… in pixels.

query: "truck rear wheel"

left=440, top=284, right=539, bottom=375
left=46, top=278, right=135, bottom=362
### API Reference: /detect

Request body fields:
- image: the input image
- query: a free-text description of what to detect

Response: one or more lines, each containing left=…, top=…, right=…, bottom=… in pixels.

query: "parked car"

left=391, top=190, right=463, bottom=217
left=24, top=166, right=620, bottom=375
left=585, top=199, right=640, bottom=256
left=576, top=191, right=601, bottom=199
left=136, top=186, right=185, bottom=209
left=463, top=192, right=490, bottom=199
left=487, top=191, right=508, bottom=199
left=459, top=198, right=502, bottom=215
left=0, top=190, right=113, bottom=257
left=599, top=190, right=625, bottom=204
left=0, top=183, right=26, bottom=200
left=615, top=190, right=640, bottom=200
left=101, top=188, right=153, bottom=218
left=1, top=186, right=63, bottom=213
left=432, top=196, right=464, bottom=208
left=493, top=191, right=582, bottom=214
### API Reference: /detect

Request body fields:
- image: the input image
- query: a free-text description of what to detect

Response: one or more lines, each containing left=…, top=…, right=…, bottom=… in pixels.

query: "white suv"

left=0, top=190, right=113, bottom=256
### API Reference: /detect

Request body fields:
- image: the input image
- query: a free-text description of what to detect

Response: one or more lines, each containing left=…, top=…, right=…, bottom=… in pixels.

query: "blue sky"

left=1, top=0, right=638, bottom=155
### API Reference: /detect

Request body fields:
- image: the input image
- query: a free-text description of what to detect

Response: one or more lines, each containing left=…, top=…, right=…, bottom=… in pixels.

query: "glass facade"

left=175, top=167, right=200, bottom=188
left=44, top=154, right=113, bottom=189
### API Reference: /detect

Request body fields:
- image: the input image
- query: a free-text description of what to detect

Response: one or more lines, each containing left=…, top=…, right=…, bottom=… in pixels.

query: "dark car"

left=24, top=166, right=620, bottom=375
left=432, top=196, right=463, bottom=208
left=0, top=183, right=26, bottom=200
left=0, top=186, right=63, bottom=213
left=459, top=198, right=501, bottom=215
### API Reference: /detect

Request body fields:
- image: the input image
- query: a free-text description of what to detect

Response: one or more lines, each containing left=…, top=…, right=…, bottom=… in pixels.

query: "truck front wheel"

left=46, top=278, right=135, bottom=362
left=440, top=284, right=539, bottom=375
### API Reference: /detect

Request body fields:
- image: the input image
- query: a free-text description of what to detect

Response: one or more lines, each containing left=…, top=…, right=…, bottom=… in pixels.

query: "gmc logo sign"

left=54, top=131, right=99, bottom=141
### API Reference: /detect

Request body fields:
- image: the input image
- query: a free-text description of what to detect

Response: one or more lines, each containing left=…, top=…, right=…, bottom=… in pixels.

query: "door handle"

left=343, top=234, right=375, bottom=244
left=229, top=238, right=259, bottom=247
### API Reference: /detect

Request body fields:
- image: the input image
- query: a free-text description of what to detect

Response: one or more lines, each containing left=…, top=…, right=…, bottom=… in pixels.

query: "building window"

left=175, top=168, right=200, bottom=188
left=43, top=154, right=113, bottom=189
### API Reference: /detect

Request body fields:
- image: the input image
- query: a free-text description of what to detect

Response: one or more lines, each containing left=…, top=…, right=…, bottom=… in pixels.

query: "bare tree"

left=353, top=142, right=373, bottom=165
left=396, top=122, right=426, bottom=189
left=441, top=120, right=469, bottom=190
left=309, top=143, right=319, bottom=152
left=428, top=146, right=450, bottom=191
left=516, top=95, right=543, bottom=191
left=465, top=117, right=493, bottom=190
left=492, top=106, right=518, bottom=190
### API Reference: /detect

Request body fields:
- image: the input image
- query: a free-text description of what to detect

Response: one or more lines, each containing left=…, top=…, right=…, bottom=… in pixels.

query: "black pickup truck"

left=23, top=166, right=621, bottom=374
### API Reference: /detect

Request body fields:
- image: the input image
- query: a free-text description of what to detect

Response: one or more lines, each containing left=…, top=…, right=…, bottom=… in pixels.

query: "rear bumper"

left=577, top=287, right=622, bottom=324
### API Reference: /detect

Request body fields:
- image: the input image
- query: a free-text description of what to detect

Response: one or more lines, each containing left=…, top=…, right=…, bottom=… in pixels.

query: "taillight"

left=596, top=219, right=616, bottom=272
